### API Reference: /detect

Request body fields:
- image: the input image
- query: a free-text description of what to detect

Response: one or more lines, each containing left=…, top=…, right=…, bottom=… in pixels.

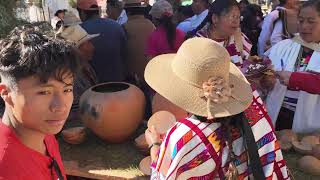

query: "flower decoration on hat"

left=202, top=77, right=234, bottom=119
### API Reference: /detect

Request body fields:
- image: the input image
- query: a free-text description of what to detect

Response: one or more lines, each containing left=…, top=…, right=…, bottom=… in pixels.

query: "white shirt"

left=258, top=7, right=285, bottom=56
left=270, top=19, right=284, bottom=46
left=190, top=9, right=208, bottom=31
left=117, top=10, right=128, bottom=25
left=177, top=17, right=192, bottom=33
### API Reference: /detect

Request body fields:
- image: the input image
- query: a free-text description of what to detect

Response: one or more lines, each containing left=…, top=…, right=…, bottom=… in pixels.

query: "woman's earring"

left=212, top=23, right=217, bottom=28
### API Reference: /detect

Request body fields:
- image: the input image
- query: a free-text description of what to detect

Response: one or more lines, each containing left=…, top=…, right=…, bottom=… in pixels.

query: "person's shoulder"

left=149, top=27, right=163, bottom=36
left=264, top=9, right=281, bottom=22
left=144, top=19, right=155, bottom=29
left=127, top=17, right=154, bottom=29
left=0, top=132, right=24, bottom=176
left=82, top=18, right=122, bottom=29
left=177, top=21, right=192, bottom=31
left=176, top=28, right=185, bottom=37
left=0, top=124, right=17, bottom=159
left=271, top=38, right=295, bottom=50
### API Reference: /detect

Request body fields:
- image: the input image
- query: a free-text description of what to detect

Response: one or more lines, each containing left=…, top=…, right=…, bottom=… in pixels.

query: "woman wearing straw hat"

left=144, top=38, right=289, bottom=179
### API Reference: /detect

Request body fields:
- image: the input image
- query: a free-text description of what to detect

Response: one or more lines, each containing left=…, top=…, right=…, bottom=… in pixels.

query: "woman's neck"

left=2, top=109, right=47, bottom=155
left=210, top=28, right=229, bottom=40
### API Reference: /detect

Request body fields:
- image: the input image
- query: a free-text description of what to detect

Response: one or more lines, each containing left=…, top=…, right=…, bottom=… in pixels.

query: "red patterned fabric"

left=151, top=90, right=290, bottom=180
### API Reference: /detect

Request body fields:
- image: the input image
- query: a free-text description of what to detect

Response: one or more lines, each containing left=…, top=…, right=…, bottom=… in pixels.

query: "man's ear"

left=211, top=14, right=219, bottom=27
left=0, top=83, right=14, bottom=107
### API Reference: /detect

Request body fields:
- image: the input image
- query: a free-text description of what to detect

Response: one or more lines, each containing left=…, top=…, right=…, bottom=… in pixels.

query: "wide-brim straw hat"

left=60, top=25, right=99, bottom=47
left=144, top=38, right=253, bottom=118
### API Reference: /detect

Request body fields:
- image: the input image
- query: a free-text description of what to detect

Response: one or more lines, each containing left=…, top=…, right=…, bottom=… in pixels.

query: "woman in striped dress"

left=144, top=38, right=290, bottom=180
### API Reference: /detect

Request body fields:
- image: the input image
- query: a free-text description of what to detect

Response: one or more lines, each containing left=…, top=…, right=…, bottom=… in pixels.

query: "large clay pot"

left=152, top=93, right=188, bottom=120
left=79, top=82, right=145, bottom=143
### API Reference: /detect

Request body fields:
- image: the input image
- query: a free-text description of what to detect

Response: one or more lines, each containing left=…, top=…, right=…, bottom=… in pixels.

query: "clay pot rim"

left=89, top=82, right=136, bottom=94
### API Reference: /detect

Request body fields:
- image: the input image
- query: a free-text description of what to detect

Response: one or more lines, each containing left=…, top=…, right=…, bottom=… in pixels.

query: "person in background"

left=51, top=9, right=67, bottom=30
left=193, top=0, right=253, bottom=67
left=239, top=0, right=250, bottom=12
left=145, top=0, right=185, bottom=60
left=176, top=5, right=194, bottom=33
left=123, top=0, right=155, bottom=85
left=0, top=25, right=81, bottom=180
left=141, top=0, right=153, bottom=21
left=270, top=0, right=281, bottom=10
left=241, top=4, right=264, bottom=55
left=190, top=0, right=209, bottom=31
left=77, top=0, right=127, bottom=83
left=258, top=0, right=300, bottom=56
left=266, top=0, right=320, bottom=133
left=60, top=25, right=99, bottom=120
left=107, top=0, right=128, bottom=25
left=144, top=38, right=290, bottom=179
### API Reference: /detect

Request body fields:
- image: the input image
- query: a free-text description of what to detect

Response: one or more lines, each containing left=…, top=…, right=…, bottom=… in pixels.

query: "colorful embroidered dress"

left=195, top=25, right=252, bottom=67
left=151, top=90, right=290, bottom=180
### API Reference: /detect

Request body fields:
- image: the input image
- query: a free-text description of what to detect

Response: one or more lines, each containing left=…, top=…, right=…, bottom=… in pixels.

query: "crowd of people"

left=0, top=0, right=319, bottom=179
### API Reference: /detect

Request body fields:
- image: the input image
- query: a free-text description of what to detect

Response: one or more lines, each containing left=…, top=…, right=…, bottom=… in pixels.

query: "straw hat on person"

left=60, top=25, right=99, bottom=47
left=144, top=38, right=253, bottom=118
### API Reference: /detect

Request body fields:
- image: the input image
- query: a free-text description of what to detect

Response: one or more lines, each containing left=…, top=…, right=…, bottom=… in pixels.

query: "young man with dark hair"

left=0, top=25, right=81, bottom=179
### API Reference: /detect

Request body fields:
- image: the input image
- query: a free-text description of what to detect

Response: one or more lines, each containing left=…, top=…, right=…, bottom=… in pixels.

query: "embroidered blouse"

left=151, top=90, right=290, bottom=180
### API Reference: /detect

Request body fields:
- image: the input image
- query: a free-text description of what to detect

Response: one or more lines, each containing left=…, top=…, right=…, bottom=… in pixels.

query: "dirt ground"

left=58, top=117, right=149, bottom=179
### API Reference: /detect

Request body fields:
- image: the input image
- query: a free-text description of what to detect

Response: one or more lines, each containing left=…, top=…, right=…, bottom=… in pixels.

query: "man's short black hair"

left=178, top=5, right=194, bottom=18
left=201, top=0, right=209, bottom=5
left=77, top=5, right=100, bottom=20
left=0, top=24, right=81, bottom=87
left=107, top=0, right=123, bottom=9
left=54, top=9, right=67, bottom=17
left=239, top=0, right=250, bottom=5
left=125, top=6, right=146, bottom=16
left=279, top=0, right=287, bottom=6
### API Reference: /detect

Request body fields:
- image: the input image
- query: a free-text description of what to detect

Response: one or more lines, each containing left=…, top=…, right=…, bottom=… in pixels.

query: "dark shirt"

left=144, top=5, right=152, bottom=21
left=80, top=18, right=127, bottom=83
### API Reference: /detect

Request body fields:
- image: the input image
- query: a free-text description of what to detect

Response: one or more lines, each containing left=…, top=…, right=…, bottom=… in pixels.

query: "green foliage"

left=0, top=0, right=27, bottom=38
left=69, top=0, right=77, bottom=8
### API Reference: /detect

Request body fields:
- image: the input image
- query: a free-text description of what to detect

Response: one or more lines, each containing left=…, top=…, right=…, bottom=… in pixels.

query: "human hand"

left=276, top=71, right=292, bottom=86
left=145, top=125, right=161, bottom=146
left=248, top=55, right=263, bottom=62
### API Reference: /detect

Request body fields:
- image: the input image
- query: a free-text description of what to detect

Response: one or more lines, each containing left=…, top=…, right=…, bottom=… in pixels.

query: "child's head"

left=0, top=26, right=81, bottom=135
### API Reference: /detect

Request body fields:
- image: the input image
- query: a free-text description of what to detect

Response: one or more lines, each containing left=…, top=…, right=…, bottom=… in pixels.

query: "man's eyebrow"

left=38, top=83, right=74, bottom=87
